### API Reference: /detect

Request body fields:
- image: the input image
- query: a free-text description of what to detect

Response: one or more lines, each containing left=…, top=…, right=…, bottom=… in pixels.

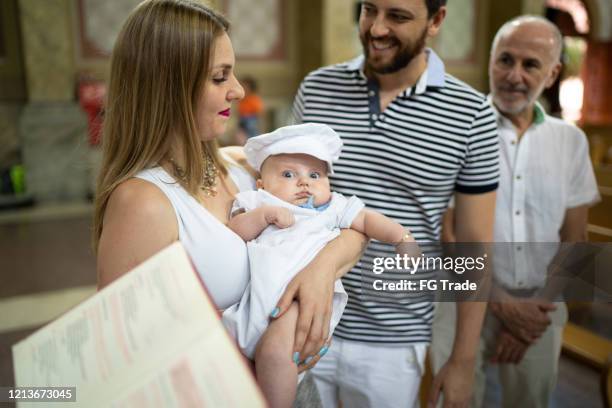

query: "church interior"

left=0, top=0, right=610, bottom=406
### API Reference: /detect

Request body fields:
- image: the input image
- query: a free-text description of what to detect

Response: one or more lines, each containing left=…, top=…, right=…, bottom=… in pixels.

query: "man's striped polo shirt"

left=292, top=50, right=499, bottom=344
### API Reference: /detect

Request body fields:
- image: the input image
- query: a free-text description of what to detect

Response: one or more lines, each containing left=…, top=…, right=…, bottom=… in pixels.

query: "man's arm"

left=441, top=207, right=456, bottom=243
left=429, top=191, right=496, bottom=407
left=227, top=206, right=295, bottom=242
left=560, top=205, right=589, bottom=242
left=533, top=204, right=590, bottom=301
left=449, top=191, right=495, bottom=359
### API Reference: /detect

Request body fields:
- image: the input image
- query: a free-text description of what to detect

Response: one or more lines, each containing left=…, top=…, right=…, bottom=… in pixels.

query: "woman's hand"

left=272, top=229, right=367, bottom=369
left=297, top=340, right=331, bottom=374
left=275, top=253, right=335, bottom=368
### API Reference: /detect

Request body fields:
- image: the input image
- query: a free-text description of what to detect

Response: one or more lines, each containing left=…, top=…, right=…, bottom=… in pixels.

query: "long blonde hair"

left=93, top=0, right=229, bottom=250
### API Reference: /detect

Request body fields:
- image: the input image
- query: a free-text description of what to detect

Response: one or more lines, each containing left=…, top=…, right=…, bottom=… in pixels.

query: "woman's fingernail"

left=293, top=352, right=300, bottom=364
left=270, top=307, right=280, bottom=318
left=304, top=356, right=314, bottom=365
left=318, top=346, right=329, bottom=357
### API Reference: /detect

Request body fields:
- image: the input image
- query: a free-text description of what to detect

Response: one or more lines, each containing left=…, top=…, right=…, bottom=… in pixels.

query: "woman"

left=93, top=0, right=365, bottom=384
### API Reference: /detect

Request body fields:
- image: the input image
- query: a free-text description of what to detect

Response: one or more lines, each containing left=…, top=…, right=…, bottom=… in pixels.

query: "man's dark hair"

left=356, top=1, right=447, bottom=21
left=426, top=0, right=447, bottom=17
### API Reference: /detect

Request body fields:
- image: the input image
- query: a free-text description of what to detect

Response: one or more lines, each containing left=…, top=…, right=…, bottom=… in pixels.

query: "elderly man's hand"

left=491, top=328, right=529, bottom=364
left=489, top=299, right=556, bottom=343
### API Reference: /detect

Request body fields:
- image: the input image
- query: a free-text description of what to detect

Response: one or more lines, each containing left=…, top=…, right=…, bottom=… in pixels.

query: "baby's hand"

left=395, top=230, right=422, bottom=259
left=264, top=206, right=295, bottom=229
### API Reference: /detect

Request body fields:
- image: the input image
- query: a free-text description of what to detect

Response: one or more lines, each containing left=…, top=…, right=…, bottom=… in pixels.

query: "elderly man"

left=433, top=15, right=601, bottom=407
left=292, top=1, right=500, bottom=407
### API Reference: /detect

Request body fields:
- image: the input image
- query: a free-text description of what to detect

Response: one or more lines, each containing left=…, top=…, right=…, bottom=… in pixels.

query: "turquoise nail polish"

left=270, top=307, right=280, bottom=318
left=318, top=346, right=329, bottom=357
left=304, top=356, right=314, bottom=365
left=293, top=352, right=300, bottom=364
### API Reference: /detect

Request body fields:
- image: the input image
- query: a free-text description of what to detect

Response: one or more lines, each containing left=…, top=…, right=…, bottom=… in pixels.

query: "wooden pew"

left=563, top=321, right=612, bottom=407
left=603, top=355, right=611, bottom=408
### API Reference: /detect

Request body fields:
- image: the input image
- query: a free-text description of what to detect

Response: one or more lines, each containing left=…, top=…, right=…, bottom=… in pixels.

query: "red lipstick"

left=219, top=108, right=231, bottom=117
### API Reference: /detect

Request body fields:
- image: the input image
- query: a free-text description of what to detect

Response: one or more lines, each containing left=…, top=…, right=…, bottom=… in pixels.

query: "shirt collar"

left=533, top=102, right=546, bottom=125
left=346, top=54, right=365, bottom=71
left=346, top=48, right=446, bottom=93
left=487, top=95, right=547, bottom=128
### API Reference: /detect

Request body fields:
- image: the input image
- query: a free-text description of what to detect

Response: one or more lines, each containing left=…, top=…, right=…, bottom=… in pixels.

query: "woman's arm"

left=97, top=178, right=178, bottom=289
left=324, top=228, right=368, bottom=279
left=274, top=229, right=367, bottom=371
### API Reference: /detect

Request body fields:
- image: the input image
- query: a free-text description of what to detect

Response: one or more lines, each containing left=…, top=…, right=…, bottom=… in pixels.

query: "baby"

left=222, top=123, right=419, bottom=408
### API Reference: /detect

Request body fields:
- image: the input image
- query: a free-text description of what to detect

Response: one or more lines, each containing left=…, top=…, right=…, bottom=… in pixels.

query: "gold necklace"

left=168, top=151, right=219, bottom=197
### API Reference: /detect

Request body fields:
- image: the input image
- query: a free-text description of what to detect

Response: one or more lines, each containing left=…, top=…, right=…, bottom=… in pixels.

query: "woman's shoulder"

left=98, top=178, right=177, bottom=289
left=108, top=178, right=175, bottom=222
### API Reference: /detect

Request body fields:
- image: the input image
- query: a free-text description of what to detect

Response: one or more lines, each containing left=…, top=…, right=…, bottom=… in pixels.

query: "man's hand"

left=428, top=357, right=475, bottom=408
left=264, top=206, right=295, bottom=229
left=491, top=328, right=529, bottom=364
left=489, top=299, right=556, bottom=343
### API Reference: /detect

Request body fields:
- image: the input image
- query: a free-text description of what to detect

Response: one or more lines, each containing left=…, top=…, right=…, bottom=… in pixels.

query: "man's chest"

left=323, top=116, right=472, bottom=196
left=497, top=126, right=571, bottom=229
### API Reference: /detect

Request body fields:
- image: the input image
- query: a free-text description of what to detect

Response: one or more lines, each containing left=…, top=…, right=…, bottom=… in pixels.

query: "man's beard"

left=362, top=27, right=428, bottom=75
left=491, top=81, right=540, bottom=116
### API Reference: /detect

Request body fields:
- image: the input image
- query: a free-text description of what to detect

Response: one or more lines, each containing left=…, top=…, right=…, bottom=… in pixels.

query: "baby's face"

left=258, top=154, right=332, bottom=206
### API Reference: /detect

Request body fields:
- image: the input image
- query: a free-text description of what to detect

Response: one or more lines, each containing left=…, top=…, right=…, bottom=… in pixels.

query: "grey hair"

left=491, top=15, right=563, bottom=62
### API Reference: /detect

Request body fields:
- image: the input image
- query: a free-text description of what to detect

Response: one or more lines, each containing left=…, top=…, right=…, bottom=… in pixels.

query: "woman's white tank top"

left=135, top=162, right=255, bottom=310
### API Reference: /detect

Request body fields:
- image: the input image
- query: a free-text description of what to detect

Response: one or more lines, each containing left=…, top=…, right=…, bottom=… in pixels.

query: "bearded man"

left=291, top=1, right=500, bottom=407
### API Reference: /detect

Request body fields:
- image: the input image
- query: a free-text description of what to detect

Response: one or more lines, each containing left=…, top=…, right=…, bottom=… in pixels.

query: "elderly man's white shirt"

left=492, top=102, right=600, bottom=289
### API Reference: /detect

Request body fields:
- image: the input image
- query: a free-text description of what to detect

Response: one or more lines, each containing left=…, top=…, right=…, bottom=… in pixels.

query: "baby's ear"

left=256, top=179, right=264, bottom=189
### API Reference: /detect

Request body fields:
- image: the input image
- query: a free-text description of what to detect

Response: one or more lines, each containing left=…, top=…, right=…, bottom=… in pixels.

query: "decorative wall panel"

left=224, top=0, right=285, bottom=60
left=77, top=0, right=141, bottom=59
left=433, top=0, right=477, bottom=63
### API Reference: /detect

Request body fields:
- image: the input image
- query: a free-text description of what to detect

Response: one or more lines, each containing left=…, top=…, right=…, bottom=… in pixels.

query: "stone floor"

left=482, top=357, right=603, bottom=408
left=0, top=202, right=606, bottom=407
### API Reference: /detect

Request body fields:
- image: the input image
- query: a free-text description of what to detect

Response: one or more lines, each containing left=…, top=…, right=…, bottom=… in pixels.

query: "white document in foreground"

left=12, top=242, right=266, bottom=407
